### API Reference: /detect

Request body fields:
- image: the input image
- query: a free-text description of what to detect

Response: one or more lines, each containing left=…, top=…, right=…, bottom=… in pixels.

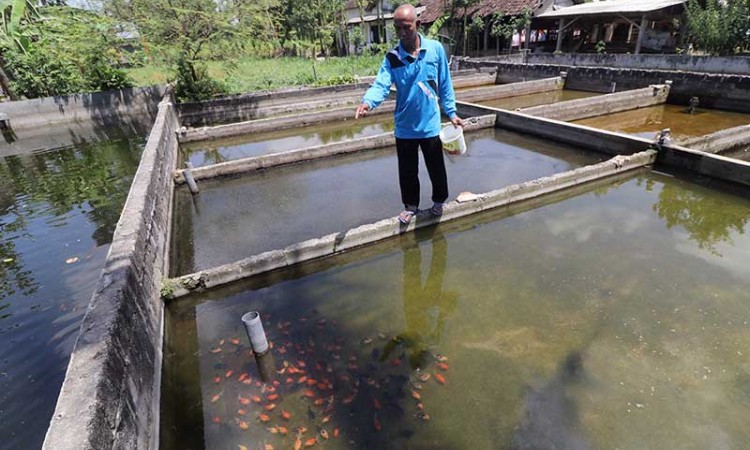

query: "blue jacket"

left=362, top=35, right=458, bottom=139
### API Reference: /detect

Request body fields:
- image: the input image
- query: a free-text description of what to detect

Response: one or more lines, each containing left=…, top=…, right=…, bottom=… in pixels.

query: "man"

left=355, top=4, right=464, bottom=225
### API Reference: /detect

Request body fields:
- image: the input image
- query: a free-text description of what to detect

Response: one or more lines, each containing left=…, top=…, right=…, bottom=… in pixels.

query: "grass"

left=126, top=55, right=383, bottom=95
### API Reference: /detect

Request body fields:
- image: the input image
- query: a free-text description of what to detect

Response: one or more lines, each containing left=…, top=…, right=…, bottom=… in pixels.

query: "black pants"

left=396, top=136, right=448, bottom=209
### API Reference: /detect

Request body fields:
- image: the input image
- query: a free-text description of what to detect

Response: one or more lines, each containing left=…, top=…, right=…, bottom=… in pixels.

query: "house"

left=344, top=1, right=429, bottom=54
left=535, top=0, right=687, bottom=54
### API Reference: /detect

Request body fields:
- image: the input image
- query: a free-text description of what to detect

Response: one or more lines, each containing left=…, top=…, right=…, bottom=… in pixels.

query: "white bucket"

left=439, top=124, right=467, bottom=156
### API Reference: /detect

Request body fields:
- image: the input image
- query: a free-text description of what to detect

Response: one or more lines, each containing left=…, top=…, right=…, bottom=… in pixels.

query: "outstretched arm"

left=356, top=57, right=393, bottom=118
left=437, top=46, right=464, bottom=127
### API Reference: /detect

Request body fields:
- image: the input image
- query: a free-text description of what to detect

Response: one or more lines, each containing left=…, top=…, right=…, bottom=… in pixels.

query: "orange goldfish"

left=267, top=394, right=279, bottom=401
left=294, top=437, right=302, bottom=450
left=258, top=414, right=270, bottom=423
left=434, top=373, right=447, bottom=385
left=281, top=410, right=292, bottom=420
left=265, top=403, right=277, bottom=411
left=411, top=390, right=421, bottom=400
left=231, top=338, right=241, bottom=345
left=436, top=363, right=449, bottom=371
left=225, top=370, right=234, bottom=378
left=333, top=428, right=340, bottom=438
left=237, top=409, right=247, bottom=415
left=238, top=420, right=249, bottom=431
left=251, top=395, right=262, bottom=403
left=304, top=438, right=317, bottom=447
left=373, top=415, right=382, bottom=432
left=239, top=396, right=251, bottom=406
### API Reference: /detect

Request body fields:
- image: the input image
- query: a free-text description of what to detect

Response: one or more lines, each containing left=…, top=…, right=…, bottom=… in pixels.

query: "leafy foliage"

left=172, top=52, right=226, bottom=102
left=685, top=0, right=750, bottom=55
left=1, top=5, right=133, bottom=98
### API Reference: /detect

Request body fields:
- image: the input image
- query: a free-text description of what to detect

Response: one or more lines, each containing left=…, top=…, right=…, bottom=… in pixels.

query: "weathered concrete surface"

left=177, top=70, right=488, bottom=127
left=458, top=101, right=655, bottom=156
left=452, top=72, right=497, bottom=89
left=0, top=86, right=165, bottom=156
left=681, top=124, right=750, bottom=155
left=180, top=102, right=395, bottom=143
left=166, top=150, right=655, bottom=299
left=456, top=77, right=562, bottom=103
left=463, top=61, right=750, bottom=114
left=459, top=100, right=750, bottom=187
left=520, top=85, right=669, bottom=122
left=526, top=53, right=750, bottom=76
left=657, top=144, right=750, bottom=187
left=43, top=92, right=178, bottom=450
left=177, top=82, right=372, bottom=127
left=173, top=115, right=496, bottom=184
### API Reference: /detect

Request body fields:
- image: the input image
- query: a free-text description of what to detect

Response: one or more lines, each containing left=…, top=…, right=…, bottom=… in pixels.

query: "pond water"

left=573, top=104, right=750, bottom=142
left=171, top=128, right=604, bottom=275
left=181, top=114, right=395, bottom=168
left=0, top=134, right=144, bottom=449
left=162, top=170, right=750, bottom=450
left=477, top=89, right=600, bottom=110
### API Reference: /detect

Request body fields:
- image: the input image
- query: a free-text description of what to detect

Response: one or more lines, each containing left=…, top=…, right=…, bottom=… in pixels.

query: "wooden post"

left=484, top=16, right=490, bottom=52
left=635, top=14, right=647, bottom=54
left=524, top=22, right=531, bottom=50
left=556, top=18, right=566, bottom=52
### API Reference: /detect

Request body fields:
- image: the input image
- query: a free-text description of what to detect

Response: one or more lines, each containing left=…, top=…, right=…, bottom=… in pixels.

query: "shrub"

left=172, top=54, right=226, bottom=102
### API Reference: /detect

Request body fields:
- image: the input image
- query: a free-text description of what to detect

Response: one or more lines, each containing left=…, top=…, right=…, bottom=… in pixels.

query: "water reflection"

left=651, top=178, right=750, bottom=255
left=181, top=115, right=394, bottom=167
left=0, top=136, right=143, bottom=449
left=384, top=228, right=458, bottom=370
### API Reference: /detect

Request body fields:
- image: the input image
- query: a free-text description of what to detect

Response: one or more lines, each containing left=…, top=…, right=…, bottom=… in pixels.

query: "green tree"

left=489, top=8, right=531, bottom=53
left=685, top=0, right=750, bottom=55
left=2, top=5, right=133, bottom=98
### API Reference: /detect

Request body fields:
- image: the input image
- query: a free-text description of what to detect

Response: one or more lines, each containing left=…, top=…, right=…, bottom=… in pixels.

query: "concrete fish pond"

left=38, top=65, right=750, bottom=450
left=180, top=114, right=395, bottom=168
left=170, top=127, right=605, bottom=275
left=573, top=104, right=750, bottom=142
left=477, top=89, right=599, bottom=110
left=162, top=171, right=750, bottom=450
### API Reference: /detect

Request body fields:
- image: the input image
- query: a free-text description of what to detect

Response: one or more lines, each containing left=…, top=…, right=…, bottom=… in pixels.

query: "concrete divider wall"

left=456, top=77, right=562, bottom=103
left=452, top=72, right=497, bottom=90
left=0, top=86, right=165, bottom=156
left=520, top=85, right=670, bottom=122
left=457, top=101, right=655, bottom=156
left=180, top=102, right=395, bottom=143
left=0, top=85, right=166, bottom=130
left=466, top=61, right=750, bottom=114
left=43, top=93, right=179, bottom=450
left=526, top=53, right=750, bottom=76
left=681, top=124, right=750, bottom=154
left=458, top=100, right=750, bottom=188
left=166, top=150, right=656, bottom=299
left=173, top=115, right=497, bottom=184
left=177, top=82, right=373, bottom=127
left=658, top=145, right=750, bottom=187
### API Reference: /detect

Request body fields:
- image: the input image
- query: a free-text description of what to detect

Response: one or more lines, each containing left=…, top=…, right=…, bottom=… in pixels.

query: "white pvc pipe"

left=241, top=311, right=269, bottom=355
left=184, top=162, right=199, bottom=194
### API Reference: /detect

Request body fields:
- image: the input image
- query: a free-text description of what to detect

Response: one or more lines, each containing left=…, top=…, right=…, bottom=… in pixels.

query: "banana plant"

left=0, top=0, right=40, bottom=53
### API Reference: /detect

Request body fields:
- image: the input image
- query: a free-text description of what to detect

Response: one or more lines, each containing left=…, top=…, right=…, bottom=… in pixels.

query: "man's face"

left=394, top=16, right=420, bottom=45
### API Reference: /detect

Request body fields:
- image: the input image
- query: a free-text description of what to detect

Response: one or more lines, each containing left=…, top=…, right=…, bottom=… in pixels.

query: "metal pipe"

left=241, top=311, right=269, bottom=355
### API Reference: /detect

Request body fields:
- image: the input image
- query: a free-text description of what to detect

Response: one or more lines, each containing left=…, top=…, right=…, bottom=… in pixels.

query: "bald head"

left=393, top=4, right=417, bottom=21
left=393, top=4, right=420, bottom=49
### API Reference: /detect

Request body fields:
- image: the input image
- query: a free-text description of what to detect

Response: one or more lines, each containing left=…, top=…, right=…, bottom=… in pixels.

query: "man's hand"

left=355, top=103, right=371, bottom=119
left=451, top=116, right=465, bottom=128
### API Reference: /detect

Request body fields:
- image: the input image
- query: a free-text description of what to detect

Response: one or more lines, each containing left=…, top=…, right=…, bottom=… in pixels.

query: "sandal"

left=430, top=203, right=444, bottom=216
left=398, top=208, right=418, bottom=224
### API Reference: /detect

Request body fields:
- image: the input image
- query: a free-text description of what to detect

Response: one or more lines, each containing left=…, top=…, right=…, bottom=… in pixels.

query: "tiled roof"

left=418, top=0, right=543, bottom=23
